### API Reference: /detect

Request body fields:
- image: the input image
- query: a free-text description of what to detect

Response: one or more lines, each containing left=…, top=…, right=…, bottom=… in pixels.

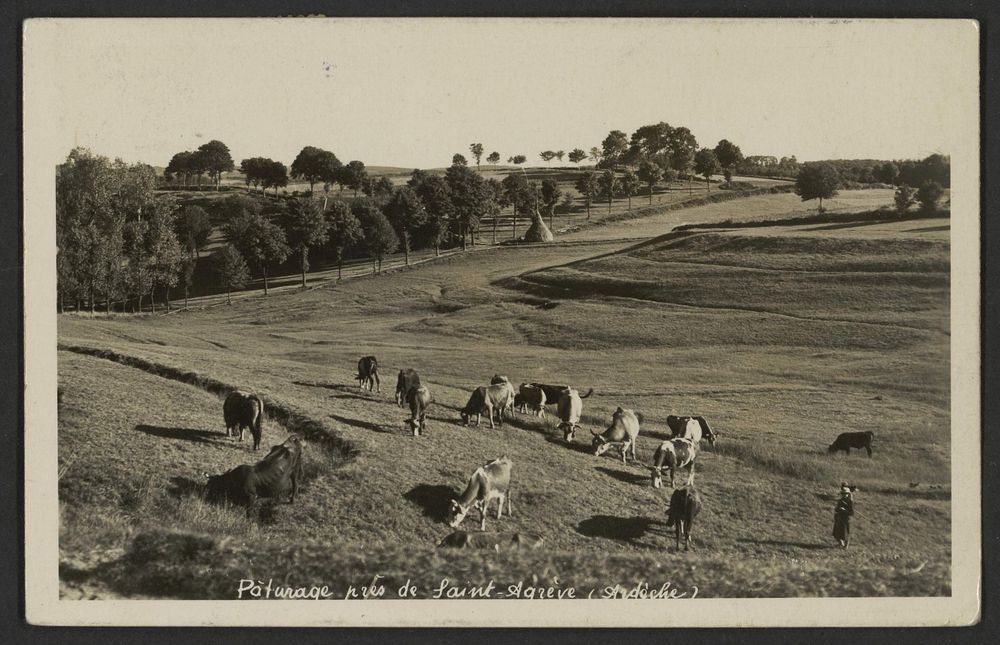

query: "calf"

left=356, top=356, right=380, bottom=392
left=448, top=456, right=513, bottom=531
left=828, top=431, right=874, bottom=457
left=650, top=438, right=697, bottom=488
left=592, top=407, right=641, bottom=463
left=460, top=382, right=515, bottom=428
left=223, top=390, right=265, bottom=451
left=205, top=434, right=304, bottom=507
left=407, top=385, right=433, bottom=436
left=666, top=415, right=718, bottom=447
left=514, top=383, right=547, bottom=418
left=665, top=486, right=702, bottom=551
left=395, top=368, right=421, bottom=407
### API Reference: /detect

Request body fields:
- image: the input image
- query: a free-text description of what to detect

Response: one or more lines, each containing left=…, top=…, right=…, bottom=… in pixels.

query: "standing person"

left=833, top=482, right=855, bottom=548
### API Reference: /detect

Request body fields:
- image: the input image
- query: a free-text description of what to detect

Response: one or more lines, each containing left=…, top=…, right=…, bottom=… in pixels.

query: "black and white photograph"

left=22, top=17, right=980, bottom=627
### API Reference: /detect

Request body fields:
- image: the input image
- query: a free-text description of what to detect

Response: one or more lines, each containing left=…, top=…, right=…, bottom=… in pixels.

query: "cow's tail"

left=579, top=388, right=594, bottom=399
left=252, top=395, right=264, bottom=450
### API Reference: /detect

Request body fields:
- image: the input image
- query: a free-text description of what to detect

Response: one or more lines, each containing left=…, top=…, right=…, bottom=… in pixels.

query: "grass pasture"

left=57, top=190, right=951, bottom=600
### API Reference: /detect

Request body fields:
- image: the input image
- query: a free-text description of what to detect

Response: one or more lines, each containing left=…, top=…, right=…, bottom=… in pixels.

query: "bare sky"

left=29, top=18, right=976, bottom=169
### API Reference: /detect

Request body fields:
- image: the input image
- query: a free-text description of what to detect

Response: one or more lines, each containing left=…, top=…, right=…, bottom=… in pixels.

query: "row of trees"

left=794, top=159, right=949, bottom=212
left=164, top=140, right=235, bottom=190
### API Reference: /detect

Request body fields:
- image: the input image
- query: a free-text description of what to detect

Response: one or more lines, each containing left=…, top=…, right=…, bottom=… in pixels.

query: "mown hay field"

left=57, top=189, right=951, bottom=599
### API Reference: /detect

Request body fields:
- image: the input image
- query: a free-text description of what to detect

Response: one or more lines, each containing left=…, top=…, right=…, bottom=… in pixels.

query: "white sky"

left=28, top=18, right=976, bottom=169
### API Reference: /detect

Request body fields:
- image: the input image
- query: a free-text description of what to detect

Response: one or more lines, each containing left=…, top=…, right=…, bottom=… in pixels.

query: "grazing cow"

left=205, top=434, right=304, bottom=506
left=395, top=368, right=421, bottom=407
left=448, top=456, right=513, bottom=531
left=514, top=383, right=547, bottom=418
left=490, top=374, right=510, bottom=385
left=592, top=407, right=641, bottom=463
left=667, top=415, right=718, bottom=447
left=556, top=388, right=586, bottom=442
left=650, top=438, right=697, bottom=488
left=460, top=382, right=515, bottom=428
left=407, top=385, right=433, bottom=436
left=665, top=486, right=702, bottom=551
left=828, top=431, right=874, bottom=457
left=356, top=356, right=380, bottom=392
left=223, top=390, right=265, bottom=451
left=532, top=383, right=593, bottom=406
left=438, top=530, right=543, bottom=550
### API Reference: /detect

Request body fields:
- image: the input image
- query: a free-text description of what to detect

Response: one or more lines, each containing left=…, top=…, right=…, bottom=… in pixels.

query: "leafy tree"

left=240, top=157, right=272, bottom=193
left=281, top=198, right=329, bottom=287
left=225, top=213, right=290, bottom=295
left=197, top=140, right=235, bottom=190
left=540, top=178, right=562, bottom=227
left=508, top=155, right=526, bottom=165
left=144, top=200, right=185, bottom=311
left=291, top=146, right=341, bottom=195
left=877, top=161, right=899, bottom=186
left=357, top=204, right=399, bottom=273
left=445, top=164, right=489, bottom=249
left=668, top=127, right=698, bottom=171
left=540, top=150, right=556, bottom=165
left=501, top=172, right=532, bottom=239
left=469, top=143, right=484, bottom=171
left=188, top=149, right=209, bottom=189
left=694, top=148, right=720, bottom=191
left=213, top=244, right=249, bottom=305
left=620, top=168, right=640, bottom=211
left=598, top=170, right=620, bottom=214
left=166, top=151, right=195, bottom=187
left=452, top=153, right=468, bottom=166
left=325, top=201, right=364, bottom=279
left=575, top=171, right=598, bottom=219
left=629, top=122, right=673, bottom=162
left=483, top=178, right=503, bottom=243
left=486, top=151, right=501, bottom=169
left=555, top=150, right=565, bottom=163
left=384, top=186, right=427, bottom=265
left=175, top=205, right=211, bottom=259
left=894, top=184, right=916, bottom=215
left=342, top=160, right=368, bottom=197
left=568, top=148, right=588, bottom=164
left=601, top=130, right=629, bottom=167
left=917, top=181, right=945, bottom=213
left=122, top=220, right=151, bottom=312
left=713, top=139, right=743, bottom=186
left=637, top=160, right=663, bottom=205
left=589, top=147, right=602, bottom=166
left=795, top=162, right=840, bottom=211
left=408, top=170, right=453, bottom=256
left=262, top=159, right=288, bottom=196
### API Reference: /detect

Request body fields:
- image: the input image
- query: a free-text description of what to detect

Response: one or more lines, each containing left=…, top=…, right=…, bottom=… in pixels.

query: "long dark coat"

left=833, top=495, right=854, bottom=543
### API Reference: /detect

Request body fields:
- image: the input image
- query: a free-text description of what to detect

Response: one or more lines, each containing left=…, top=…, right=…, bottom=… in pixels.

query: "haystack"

left=522, top=209, right=554, bottom=243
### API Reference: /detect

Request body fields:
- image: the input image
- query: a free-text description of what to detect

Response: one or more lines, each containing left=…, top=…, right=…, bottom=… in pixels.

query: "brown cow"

left=461, top=382, right=515, bottom=428
left=357, top=356, right=380, bottom=392
left=407, top=384, right=433, bottom=436
left=223, top=390, right=265, bottom=450
left=205, top=434, right=304, bottom=506
left=447, top=456, right=513, bottom=531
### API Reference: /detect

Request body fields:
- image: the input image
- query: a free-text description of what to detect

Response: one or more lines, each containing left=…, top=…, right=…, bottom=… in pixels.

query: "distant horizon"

left=38, top=19, right=968, bottom=171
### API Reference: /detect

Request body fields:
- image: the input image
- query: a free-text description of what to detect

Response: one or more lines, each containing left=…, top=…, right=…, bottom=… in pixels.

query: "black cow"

left=223, top=390, right=265, bottom=450
left=529, top=383, right=593, bottom=404
left=828, top=431, right=874, bottom=457
left=205, top=434, right=304, bottom=507
left=665, top=486, right=702, bottom=551
left=395, top=368, right=421, bottom=407
left=357, top=356, right=380, bottom=393
left=666, top=415, right=718, bottom=447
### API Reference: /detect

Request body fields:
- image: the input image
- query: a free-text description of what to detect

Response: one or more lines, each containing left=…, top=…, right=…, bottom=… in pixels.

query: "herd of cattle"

left=202, top=355, right=875, bottom=551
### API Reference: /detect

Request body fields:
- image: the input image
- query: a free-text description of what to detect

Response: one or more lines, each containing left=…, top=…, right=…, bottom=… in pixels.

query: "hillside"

left=57, top=189, right=951, bottom=599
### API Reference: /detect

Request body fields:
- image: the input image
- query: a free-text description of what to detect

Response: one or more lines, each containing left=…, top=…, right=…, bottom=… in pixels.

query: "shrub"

left=917, top=181, right=944, bottom=213
left=894, top=185, right=916, bottom=216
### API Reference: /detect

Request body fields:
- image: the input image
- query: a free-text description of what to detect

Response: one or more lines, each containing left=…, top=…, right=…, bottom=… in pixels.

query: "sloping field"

left=56, top=194, right=951, bottom=599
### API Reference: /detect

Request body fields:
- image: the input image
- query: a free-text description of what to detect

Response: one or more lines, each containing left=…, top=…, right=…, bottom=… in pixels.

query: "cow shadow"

left=135, top=425, right=222, bottom=444
left=403, top=484, right=456, bottom=523
left=595, top=466, right=649, bottom=485
left=544, top=435, right=594, bottom=455
left=576, top=515, right=657, bottom=545
left=736, top=538, right=828, bottom=550
left=328, top=412, right=391, bottom=433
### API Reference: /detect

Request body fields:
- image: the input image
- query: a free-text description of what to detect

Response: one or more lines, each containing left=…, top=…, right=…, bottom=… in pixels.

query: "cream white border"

left=23, top=18, right=981, bottom=627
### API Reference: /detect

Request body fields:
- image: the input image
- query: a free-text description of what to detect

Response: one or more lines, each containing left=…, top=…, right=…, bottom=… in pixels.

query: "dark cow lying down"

left=205, top=434, right=304, bottom=506
left=828, top=431, right=874, bottom=457
left=438, top=530, right=544, bottom=550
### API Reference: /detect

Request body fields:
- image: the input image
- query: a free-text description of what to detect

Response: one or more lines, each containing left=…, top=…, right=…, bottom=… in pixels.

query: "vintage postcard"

left=23, top=18, right=980, bottom=626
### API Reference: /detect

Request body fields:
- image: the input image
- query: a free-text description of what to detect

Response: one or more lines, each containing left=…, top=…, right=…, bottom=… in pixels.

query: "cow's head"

left=592, top=431, right=609, bottom=455
left=447, top=499, right=471, bottom=527
left=650, top=467, right=663, bottom=489
left=704, top=430, right=717, bottom=448
left=204, top=472, right=225, bottom=500
left=561, top=422, right=577, bottom=443
left=827, top=443, right=838, bottom=453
